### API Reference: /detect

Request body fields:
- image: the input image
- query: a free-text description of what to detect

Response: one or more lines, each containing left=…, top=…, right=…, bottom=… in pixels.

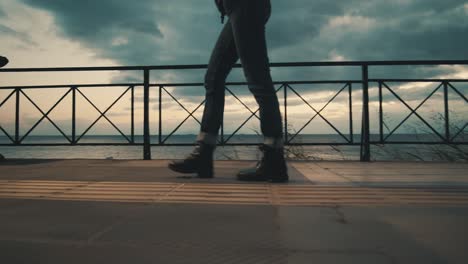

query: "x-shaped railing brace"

left=222, top=85, right=281, bottom=144
left=75, top=86, right=132, bottom=143
left=287, top=83, right=352, bottom=144
left=160, top=86, right=205, bottom=144
left=19, top=89, right=73, bottom=144
left=382, top=82, right=446, bottom=142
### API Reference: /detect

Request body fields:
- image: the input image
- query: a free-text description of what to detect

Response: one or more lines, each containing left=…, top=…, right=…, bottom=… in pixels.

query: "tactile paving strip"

left=1, top=180, right=468, bottom=206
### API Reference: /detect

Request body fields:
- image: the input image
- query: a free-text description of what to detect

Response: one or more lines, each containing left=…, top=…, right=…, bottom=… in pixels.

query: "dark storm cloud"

left=266, top=0, right=345, bottom=50
left=20, top=0, right=219, bottom=66
left=324, top=0, right=468, bottom=61
left=18, top=0, right=468, bottom=62
left=19, top=0, right=468, bottom=99
left=21, top=0, right=163, bottom=40
left=274, top=0, right=468, bottom=93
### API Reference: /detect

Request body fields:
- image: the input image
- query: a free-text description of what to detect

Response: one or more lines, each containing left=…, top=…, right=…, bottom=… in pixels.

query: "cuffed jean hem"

left=263, top=136, right=284, bottom=149
left=197, top=131, right=218, bottom=146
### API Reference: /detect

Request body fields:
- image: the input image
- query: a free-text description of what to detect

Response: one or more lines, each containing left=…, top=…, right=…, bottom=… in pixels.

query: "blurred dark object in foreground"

left=0, top=56, right=9, bottom=67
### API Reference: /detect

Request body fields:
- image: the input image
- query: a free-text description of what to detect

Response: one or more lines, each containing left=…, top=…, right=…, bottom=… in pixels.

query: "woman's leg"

left=167, top=13, right=239, bottom=178
left=227, top=0, right=284, bottom=148
left=198, top=18, right=239, bottom=145
left=226, top=0, right=288, bottom=182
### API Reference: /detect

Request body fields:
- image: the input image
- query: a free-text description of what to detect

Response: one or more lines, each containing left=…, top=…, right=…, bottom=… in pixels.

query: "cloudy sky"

left=0, top=0, right=467, bottom=140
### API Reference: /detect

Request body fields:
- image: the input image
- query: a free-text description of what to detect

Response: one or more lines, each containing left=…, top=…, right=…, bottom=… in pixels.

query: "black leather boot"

left=237, top=144, right=288, bottom=183
left=168, top=141, right=215, bottom=178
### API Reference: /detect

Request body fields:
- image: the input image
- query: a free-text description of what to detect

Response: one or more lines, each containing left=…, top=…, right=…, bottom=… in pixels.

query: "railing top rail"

left=2, top=78, right=468, bottom=90
left=0, top=60, right=467, bottom=73
left=0, top=80, right=364, bottom=90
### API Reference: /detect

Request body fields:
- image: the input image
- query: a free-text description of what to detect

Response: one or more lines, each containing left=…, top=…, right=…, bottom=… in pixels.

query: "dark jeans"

left=199, top=0, right=283, bottom=144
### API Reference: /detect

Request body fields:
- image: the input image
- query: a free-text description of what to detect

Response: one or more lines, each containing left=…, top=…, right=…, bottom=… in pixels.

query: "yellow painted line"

left=162, top=194, right=271, bottom=200
left=174, top=190, right=271, bottom=196
left=38, top=197, right=155, bottom=203
left=160, top=197, right=270, bottom=204
left=277, top=192, right=379, bottom=196
left=85, top=182, right=177, bottom=187
left=50, top=193, right=158, bottom=198
left=70, top=187, right=175, bottom=192
left=178, top=186, right=269, bottom=190
left=58, top=191, right=168, bottom=196
left=156, top=200, right=268, bottom=206
left=179, top=187, right=265, bottom=191
left=280, top=195, right=386, bottom=199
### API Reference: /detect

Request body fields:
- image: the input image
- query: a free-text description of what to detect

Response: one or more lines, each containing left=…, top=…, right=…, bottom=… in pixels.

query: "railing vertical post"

left=283, top=84, right=288, bottom=144
left=131, top=86, right=135, bottom=144
left=158, top=85, right=162, bottom=145
left=378, top=81, right=384, bottom=143
left=143, top=69, right=152, bottom=160
left=360, top=65, right=371, bottom=161
left=348, top=83, right=354, bottom=143
left=72, top=86, right=76, bottom=144
left=15, top=88, right=20, bottom=144
left=443, top=81, right=450, bottom=142
left=220, top=86, right=224, bottom=145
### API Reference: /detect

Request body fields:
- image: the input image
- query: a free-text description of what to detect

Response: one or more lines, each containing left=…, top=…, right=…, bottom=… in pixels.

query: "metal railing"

left=0, top=60, right=467, bottom=161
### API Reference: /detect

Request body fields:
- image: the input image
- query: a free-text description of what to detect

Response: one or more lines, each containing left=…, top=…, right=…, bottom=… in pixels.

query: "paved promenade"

left=1, top=159, right=468, bottom=263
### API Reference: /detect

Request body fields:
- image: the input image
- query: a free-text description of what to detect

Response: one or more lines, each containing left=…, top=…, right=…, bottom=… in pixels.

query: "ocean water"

left=0, top=134, right=466, bottom=161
